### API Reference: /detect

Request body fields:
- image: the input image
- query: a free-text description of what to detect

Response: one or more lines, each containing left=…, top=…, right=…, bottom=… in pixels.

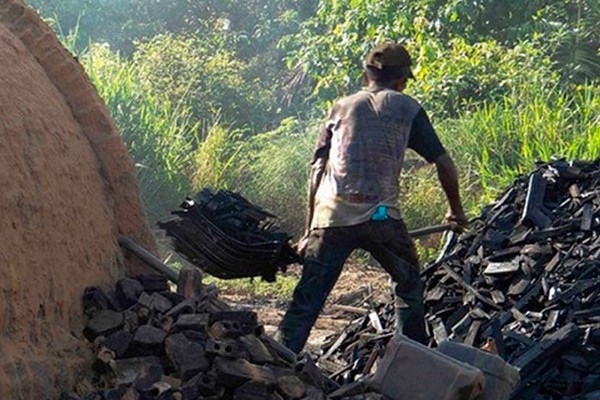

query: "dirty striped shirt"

left=311, top=87, right=445, bottom=229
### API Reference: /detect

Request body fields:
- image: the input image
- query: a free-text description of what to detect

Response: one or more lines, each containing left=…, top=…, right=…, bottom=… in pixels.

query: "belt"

left=338, top=193, right=381, bottom=204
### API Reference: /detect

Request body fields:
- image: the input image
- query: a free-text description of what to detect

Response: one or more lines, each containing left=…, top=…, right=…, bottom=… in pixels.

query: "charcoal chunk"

left=213, top=357, right=275, bottom=388
left=165, top=333, right=210, bottom=380
left=116, top=278, right=144, bottom=308
left=136, top=274, right=170, bottom=293
left=276, top=375, right=306, bottom=399
left=84, top=310, right=124, bottom=340
left=138, top=292, right=173, bottom=314
left=132, top=325, right=167, bottom=355
left=113, top=356, right=163, bottom=387
left=103, top=330, right=133, bottom=358
left=173, top=314, right=209, bottom=333
left=83, top=286, right=115, bottom=317
left=233, top=380, right=273, bottom=400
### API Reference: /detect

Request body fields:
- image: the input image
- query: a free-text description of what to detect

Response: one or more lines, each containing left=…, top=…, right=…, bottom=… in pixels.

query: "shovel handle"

left=408, top=223, right=455, bottom=238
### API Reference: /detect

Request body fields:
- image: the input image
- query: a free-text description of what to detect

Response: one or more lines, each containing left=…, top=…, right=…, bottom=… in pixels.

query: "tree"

left=280, top=0, right=599, bottom=113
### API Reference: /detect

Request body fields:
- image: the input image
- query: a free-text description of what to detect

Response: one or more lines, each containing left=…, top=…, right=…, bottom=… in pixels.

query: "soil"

left=218, top=262, right=392, bottom=353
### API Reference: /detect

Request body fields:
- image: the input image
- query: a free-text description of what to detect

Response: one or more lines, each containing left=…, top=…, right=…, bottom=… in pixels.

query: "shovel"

left=118, top=223, right=455, bottom=283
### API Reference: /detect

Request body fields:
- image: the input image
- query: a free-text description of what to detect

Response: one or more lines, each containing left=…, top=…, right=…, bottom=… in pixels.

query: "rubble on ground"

left=67, top=158, right=600, bottom=400
left=317, top=159, right=600, bottom=399
left=66, top=269, right=387, bottom=400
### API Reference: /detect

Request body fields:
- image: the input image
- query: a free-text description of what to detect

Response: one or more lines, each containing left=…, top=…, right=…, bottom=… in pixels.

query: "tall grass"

left=440, top=84, right=600, bottom=198
left=236, top=118, right=316, bottom=237
left=193, top=124, right=248, bottom=190
left=190, top=117, right=315, bottom=237
left=398, top=84, right=600, bottom=242
left=79, top=40, right=600, bottom=249
left=82, top=44, right=198, bottom=223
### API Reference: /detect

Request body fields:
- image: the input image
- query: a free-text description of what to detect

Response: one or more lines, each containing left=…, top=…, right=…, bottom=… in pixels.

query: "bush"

left=133, top=33, right=279, bottom=132
left=240, top=118, right=317, bottom=237
left=82, top=44, right=197, bottom=223
left=409, top=38, right=558, bottom=118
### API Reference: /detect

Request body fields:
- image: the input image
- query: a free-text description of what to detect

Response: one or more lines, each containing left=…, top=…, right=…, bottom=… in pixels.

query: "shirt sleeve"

left=311, top=124, right=332, bottom=164
left=311, top=106, right=336, bottom=164
left=408, top=108, right=446, bottom=163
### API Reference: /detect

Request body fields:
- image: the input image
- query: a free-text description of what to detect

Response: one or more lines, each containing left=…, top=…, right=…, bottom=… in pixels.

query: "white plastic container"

left=368, top=335, right=486, bottom=400
left=437, top=341, right=520, bottom=400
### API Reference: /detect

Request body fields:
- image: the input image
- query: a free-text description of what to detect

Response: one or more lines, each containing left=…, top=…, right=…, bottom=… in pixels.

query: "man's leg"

left=363, top=219, right=428, bottom=344
left=392, top=280, right=427, bottom=344
left=279, top=227, right=354, bottom=353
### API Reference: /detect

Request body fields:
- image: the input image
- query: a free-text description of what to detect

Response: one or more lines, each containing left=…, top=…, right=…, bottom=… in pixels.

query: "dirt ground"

left=217, top=262, right=392, bottom=353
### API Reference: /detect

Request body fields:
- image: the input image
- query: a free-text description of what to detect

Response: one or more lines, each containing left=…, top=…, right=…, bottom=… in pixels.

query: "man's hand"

left=445, top=210, right=468, bottom=233
left=295, top=232, right=311, bottom=260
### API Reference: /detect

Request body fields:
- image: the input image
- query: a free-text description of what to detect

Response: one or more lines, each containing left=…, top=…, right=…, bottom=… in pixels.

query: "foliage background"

left=28, top=0, right=600, bottom=243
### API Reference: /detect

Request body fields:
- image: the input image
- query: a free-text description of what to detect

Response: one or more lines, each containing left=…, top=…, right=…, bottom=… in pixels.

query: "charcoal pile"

left=160, top=189, right=299, bottom=283
left=65, top=269, right=386, bottom=400
left=317, top=159, right=600, bottom=399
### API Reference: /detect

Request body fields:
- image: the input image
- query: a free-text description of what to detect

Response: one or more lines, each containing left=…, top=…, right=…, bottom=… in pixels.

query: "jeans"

left=279, top=218, right=427, bottom=353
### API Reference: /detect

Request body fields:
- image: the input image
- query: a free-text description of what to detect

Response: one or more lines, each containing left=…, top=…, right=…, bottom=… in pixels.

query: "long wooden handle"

left=408, top=223, right=455, bottom=238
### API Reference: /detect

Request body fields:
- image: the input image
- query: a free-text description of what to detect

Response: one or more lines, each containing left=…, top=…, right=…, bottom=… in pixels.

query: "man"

left=279, top=42, right=467, bottom=353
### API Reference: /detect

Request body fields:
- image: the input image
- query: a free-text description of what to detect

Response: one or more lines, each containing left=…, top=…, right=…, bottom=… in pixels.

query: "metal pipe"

left=117, top=236, right=179, bottom=283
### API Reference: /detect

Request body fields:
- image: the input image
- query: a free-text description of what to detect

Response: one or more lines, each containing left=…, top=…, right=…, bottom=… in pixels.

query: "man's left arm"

left=297, top=121, right=332, bottom=257
left=408, top=109, right=467, bottom=229
left=306, top=157, right=327, bottom=233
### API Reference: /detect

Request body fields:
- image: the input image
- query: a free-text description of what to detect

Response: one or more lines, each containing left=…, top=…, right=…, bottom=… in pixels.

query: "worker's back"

left=312, top=88, right=422, bottom=228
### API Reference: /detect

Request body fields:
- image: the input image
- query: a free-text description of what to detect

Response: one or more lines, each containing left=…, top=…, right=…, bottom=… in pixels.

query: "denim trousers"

left=279, top=218, right=427, bottom=353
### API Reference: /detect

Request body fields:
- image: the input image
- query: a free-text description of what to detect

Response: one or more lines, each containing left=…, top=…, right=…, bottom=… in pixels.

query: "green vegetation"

left=205, top=272, right=301, bottom=301
left=440, top=84, right=600, bottom=194
left=28, top=0, right=600, bottom=258
left=82, top=44, right=197, bottom=223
